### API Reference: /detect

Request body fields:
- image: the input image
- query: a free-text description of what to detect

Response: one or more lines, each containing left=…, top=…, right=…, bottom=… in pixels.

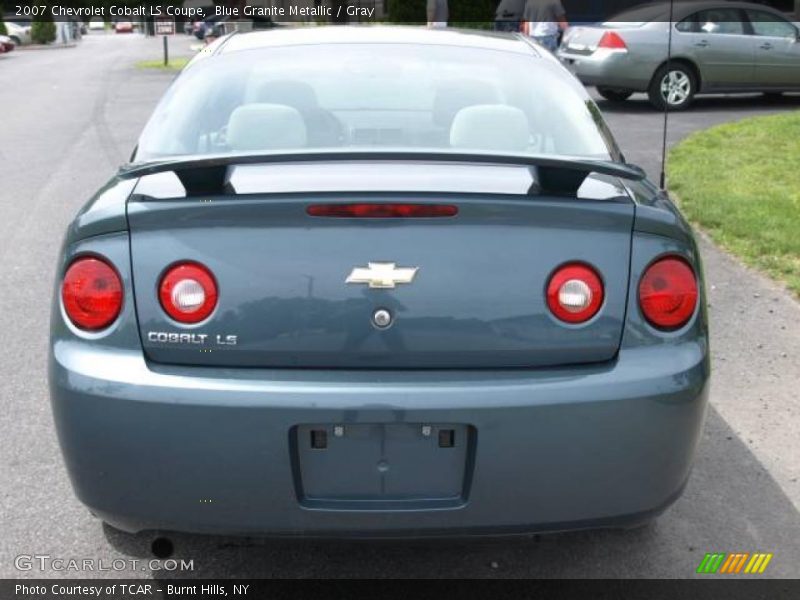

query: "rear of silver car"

left=558, top=22, right=668, bottom=92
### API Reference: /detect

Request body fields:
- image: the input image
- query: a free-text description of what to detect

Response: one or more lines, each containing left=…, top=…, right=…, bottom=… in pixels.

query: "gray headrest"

left=256, top=80, right=319, bottom=112
left=433, top=80, right=502, bottom=128
left=227, top=104, right=307, bottom=152
left=450, top=105, right=530, bottom=152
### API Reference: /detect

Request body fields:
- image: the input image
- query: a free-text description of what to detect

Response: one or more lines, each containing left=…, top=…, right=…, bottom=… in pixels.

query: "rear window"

left=135, top=43, right=615, bottom=161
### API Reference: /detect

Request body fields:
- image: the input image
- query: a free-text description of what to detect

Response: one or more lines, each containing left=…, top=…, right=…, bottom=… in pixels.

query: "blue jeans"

left=534, top=34, right=559, bottom=52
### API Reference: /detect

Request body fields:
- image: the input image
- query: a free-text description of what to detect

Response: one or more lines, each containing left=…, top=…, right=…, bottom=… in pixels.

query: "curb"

left=16, top=42, right=79, bottom=50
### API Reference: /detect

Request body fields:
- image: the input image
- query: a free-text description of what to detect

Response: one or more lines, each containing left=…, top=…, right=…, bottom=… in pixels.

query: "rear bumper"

left=558, top=49, right=653, bottom=92
left=50, top=339, right=709, bottom=536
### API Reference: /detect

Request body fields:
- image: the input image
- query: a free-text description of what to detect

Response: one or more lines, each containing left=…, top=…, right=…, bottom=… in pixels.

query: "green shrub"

left=31, top=17, right=56, bottom=44
left=450, top=0, right=495, bottom=23
left=0, top=20, right=7, bottom=36
left=387, top=0, right=425, bottom=22
left=387, top=0, right=494, bottom=28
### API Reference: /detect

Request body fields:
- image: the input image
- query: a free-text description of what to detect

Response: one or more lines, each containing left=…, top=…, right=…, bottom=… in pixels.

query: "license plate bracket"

left=291, top=423, right=474, bottom=509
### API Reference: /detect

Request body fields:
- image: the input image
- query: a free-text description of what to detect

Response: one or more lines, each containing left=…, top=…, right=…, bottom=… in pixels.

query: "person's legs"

left=533, top=34, right=559, bottom=52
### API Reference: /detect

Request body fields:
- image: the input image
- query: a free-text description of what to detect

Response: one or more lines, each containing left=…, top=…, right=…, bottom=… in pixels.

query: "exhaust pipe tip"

left=151, top=536, right=174, bottom=559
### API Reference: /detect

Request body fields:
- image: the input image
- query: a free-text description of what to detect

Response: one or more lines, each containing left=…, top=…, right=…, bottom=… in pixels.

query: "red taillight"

left=639, top=257, right=698, bottom=330
left=307, top=203, right=458, bottom=218
left=598, top=31, right=627, bottom=50
left=159, top=262, right=218, bottom=324
left=546, top=263, right=604, bottom=324
left=62, top=257, right=123, bottom=331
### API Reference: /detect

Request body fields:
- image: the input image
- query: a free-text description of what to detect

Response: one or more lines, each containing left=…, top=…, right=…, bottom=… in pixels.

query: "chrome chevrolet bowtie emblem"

left=346, top=262, right=419, bottom=289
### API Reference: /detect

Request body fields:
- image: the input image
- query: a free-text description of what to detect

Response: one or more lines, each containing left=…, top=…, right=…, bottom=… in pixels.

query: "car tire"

left=10, top=36, right=21, bottom=46
left=648, top=63, right=696, bottom=111
left=596, top=87, right=633, bottom=102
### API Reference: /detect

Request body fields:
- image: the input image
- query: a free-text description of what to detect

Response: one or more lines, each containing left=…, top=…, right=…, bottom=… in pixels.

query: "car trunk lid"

left=561, top=24, right=639, bottom=56
left=126, top=159, right=636, bottom=369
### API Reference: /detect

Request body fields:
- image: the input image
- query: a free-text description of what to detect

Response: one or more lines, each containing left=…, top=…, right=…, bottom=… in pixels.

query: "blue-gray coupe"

left=49, top=26, right=709, bottom=536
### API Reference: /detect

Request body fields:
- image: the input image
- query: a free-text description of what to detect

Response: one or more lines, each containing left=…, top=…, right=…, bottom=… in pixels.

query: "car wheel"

left=10, top=36, right=21, bottom=46
left=648, top=64, right=696, bottom=111
left=596, top=87, right=633, bottom=102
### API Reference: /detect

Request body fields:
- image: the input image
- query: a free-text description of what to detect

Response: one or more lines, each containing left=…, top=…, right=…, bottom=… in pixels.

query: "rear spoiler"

left=120, top=151, right=646, bottom=197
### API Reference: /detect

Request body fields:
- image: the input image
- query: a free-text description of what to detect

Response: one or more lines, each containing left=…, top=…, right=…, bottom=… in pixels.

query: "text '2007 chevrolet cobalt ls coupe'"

left=49, top=26, right=709, bottom=537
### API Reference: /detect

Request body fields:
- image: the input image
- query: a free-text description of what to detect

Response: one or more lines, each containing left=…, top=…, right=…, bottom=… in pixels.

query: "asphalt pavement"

left=0, top=33, right=798, bottom=579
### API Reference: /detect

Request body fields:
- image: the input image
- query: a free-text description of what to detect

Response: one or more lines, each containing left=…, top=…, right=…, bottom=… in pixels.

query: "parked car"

left=193, top=15, right=223, bottom=39
left=50, top=26, right=709, bottom=537
left=88, top=18, right=105, bottom=31
left=558, top=1, right=800, bottom=110
left=114, top=21, right=133, bottom=34
left=191, top=19, right=204, bottom=38
left=5, top=21, right=31, bottom=45
left=0, top=34, right=15, bottom=53
left=193, top=15, right=278, bottom=40
left=70, top=19, right=84, bottom=40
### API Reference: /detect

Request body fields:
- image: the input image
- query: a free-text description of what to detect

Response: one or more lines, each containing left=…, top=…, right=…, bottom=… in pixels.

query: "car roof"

left=217, top=25, right=538, bottom=57
left=610, top=0, right=794, bottom=20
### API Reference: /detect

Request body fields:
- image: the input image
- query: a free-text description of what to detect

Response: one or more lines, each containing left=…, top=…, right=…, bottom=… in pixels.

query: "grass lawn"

left=135, top=57, right=190, bottom=71
left=668, top=110, right=800, bottom=296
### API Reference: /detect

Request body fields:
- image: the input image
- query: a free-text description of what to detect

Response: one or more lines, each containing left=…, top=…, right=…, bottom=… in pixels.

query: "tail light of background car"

left=598, top=31, right=627, bottom=50
left=159, top=262, right=218, bottom=324
left=547, top=263, right=604, bottom=324
left=638, top=256, right=698, bottom=330
left=62, top=256, right=123, bottom=331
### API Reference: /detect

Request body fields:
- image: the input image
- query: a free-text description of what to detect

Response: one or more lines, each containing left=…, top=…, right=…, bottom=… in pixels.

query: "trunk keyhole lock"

left=372, top=308, right=393, bottom=329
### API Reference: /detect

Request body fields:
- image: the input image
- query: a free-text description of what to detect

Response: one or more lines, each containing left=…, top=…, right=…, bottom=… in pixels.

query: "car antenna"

left=659, top=0, right=676, bottom=190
